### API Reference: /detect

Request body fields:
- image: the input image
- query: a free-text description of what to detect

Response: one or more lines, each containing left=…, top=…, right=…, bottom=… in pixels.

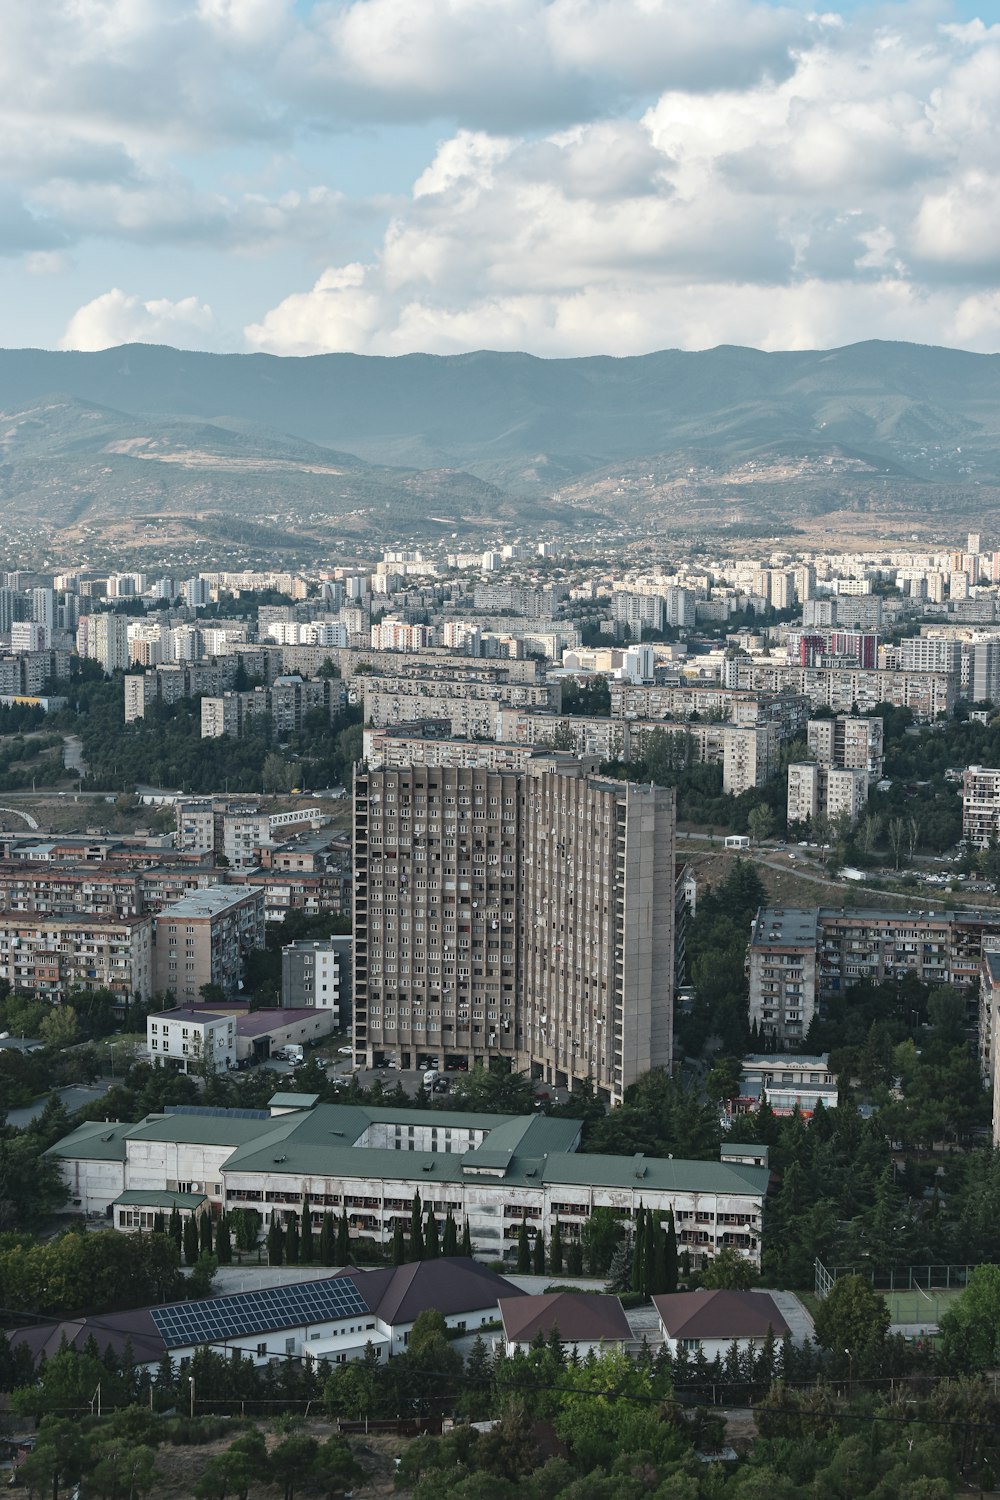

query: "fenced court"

left=815, top=1259, right=973, bottom=1328
left=882, top=1284, right=963, bottom=1326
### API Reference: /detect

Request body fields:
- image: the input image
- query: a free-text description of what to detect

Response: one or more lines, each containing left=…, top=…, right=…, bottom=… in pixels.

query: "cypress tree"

left=301, top=1198, right=314, bottom=1263
left=199, top=1214, right=213, bottom=1256
left=168, top=1207, right=182, bottom=1252
left=391, top=1220, right=405, bottom=1266
left=641, top=1213, right=655, bottom=1299
left=152, top=1211, right=165, bottom=1235
left=409, top=1194, right=424, bottom=1261
left=652, top=1221, right=667, bottom=1295
left=285, top=1210, right=300, bottom=1265
left=267, top=1212, right=285, bottom=1267
left=183, top=1215, right=199, bottom=1267
left=442, top=1209, right=458, bottom=1257
left=216, top=1216, right=232, bottom=1266
left=516, top=1220, right=531, bottom=1273
left=631, top=1208, right=644, bottom=1294
left=461, top=1219, right=472, bottom=1258
left=566, top=1241, right=583, bottom=1276
left=424, top=1208, right=440, bottom=1259
left=319, top=1212, right=336, bottom=1266
left=548, top=1221, right=563, bottom=1277
left=532, top=1230, right=545, bottom=1275
left=336, top=1207, right=350, bottom=1265
left=664, top=1209, right=678, bottom=1294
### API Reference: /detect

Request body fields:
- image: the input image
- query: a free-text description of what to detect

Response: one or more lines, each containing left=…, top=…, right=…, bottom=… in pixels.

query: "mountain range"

left=2, top=339, right=999, bottom=551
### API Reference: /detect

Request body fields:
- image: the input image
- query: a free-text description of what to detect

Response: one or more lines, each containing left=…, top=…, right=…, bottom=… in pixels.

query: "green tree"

left=311, top=1435, right=362, bottom=1498
left=40, top=1004, right=78, bottom=1050
left=336, top=1207, right=350, bottom=1264
left=532, top=1231, right=545, bottom=1275
left=940, top=1263, right=1000, bottom=1373
left=391, top=1219, right=406, bottom=1266
left=516, top=1220, right=531, bottom=1273
left=409, top=1193, right=425, bottom=1261
left=183, top=1215, right=200, bottom=1266
left=270, top=1434, right=318, bottom=1500
left=442, top=1208, right=458, bottom=1257
left=319, top=1211, right=336, bottom=1266
left=425, top=1207, right=440, bottom=1259
left=813, top=1273, right=890, bottom=1358
left=548, top=1221, right=563, bottom=1277
left=747, top=804, right=775, bottom=844
left=267, top=1212, right=285, bottom=1266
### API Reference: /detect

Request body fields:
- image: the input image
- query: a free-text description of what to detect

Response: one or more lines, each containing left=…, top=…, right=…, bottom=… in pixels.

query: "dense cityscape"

left=0, top=528, right=998, bottom=1493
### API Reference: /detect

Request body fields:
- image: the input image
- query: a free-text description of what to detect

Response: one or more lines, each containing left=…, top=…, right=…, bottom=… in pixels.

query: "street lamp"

left=188, top=1375, right=195, bottom=1420
left=843, top=1347, right=853, bottom=1398
left=109, top=1041, right=121, bottom=1079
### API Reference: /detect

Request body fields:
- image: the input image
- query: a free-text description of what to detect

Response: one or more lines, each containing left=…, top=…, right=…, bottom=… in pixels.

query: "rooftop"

left=751, top=908, right=820, bottom=948
left=155, top=886, right=259, bottom=919
left=652, top=1289, right=791, bottom=1341
left=500, top=1292, right=631, bottom=1345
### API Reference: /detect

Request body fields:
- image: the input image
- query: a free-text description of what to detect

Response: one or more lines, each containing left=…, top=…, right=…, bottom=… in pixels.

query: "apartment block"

left=519, top=770, right=675, bottom=1100
left=611, top=591, right=666, bottom=635
left=281, top=936, right=352, bottom=1023
left=201, top=676, right=339, bottom=739
left=786, top=762, right=868, bottom=827
left=733, top=663, right=956, bottom=720
left=963, top=766, right=1000, bottom=848
left=0, top=912, right=153, bottom=1002
left=806, top=716, right=884, bottom=782
left=749, top=906, right=1000, bottom=1043
left=353, top=762, right=676, bottom=1103
left=152, top=886, right=266, bottom=1002
left=722, top=724, right=780, bottom=796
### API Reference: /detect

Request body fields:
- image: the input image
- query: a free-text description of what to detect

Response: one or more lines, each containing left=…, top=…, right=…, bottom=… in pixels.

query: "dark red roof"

left=652, top=1289, right=790, bottom=1340
left=499, top=1292, right=631, bottom=1345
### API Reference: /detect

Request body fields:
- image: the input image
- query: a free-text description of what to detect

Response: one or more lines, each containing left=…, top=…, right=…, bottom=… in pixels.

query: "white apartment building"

left=147, top=1007, right=236, bottom=1072
left=963, top=765, right=1000, bottom=849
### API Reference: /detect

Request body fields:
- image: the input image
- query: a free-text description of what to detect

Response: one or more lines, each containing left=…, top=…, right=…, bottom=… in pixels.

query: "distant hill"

left=1, top=340, right=1000, bottom=540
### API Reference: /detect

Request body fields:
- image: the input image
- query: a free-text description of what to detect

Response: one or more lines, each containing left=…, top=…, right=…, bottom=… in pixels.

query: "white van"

left=423, top=1068, right=440, bottom=1086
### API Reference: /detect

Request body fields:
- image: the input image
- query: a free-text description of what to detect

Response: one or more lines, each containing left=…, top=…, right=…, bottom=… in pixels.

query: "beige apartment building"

left=353, top=761, right=676, bottom=1103
left=0, top=913, right=153, bottom=1002
left=786, top=762, right=868, bottom=827
left=806, top=716, right=884, bottom=782
left=152, top=886, right=266, bottom=1002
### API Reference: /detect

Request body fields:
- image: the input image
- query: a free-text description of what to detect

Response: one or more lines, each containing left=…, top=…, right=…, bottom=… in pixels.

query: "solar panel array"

left=151, top=1277, right=371, bottom=1349
left=164, top=1105, right=270, bottom=1121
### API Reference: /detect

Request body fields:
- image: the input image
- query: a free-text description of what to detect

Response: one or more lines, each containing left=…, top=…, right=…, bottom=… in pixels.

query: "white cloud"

left=243, top=6, right=1000, bottom=356
left=60, top=289, right=217, bottom=351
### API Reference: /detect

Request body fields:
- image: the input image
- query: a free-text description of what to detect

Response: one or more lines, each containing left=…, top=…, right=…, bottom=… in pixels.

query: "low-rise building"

left=46, top=1097, right=769, bottom=1271
left=653, top=1289, right=792, bottom=1362
left=499, top=1292, right=632, bottom=1357
left=147, top=1007, right=236, bottom=1072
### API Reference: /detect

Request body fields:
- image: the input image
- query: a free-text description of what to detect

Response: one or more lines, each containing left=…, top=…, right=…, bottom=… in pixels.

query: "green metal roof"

left=44, top=1119, right=128, bottom=1161
left=46, top=1103, right=769, bottom=1201
left=114, top=1190, right=206, bottom=1210
left=268, top=1092, right=320, bottom=1109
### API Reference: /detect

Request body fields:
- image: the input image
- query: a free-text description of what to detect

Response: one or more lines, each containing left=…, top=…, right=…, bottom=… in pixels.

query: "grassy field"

left=883, top=1285, right=963, bottom=1326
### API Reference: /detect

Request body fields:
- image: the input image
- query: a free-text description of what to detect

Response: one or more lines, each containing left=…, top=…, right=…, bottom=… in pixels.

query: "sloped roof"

left=652, top=1290, right=790, bottom=1340
left=334, top=1256, right=524, bottom=1325
left=499, top=1292, right=631, bottom=1345
left=8, top=1308, right=165, bottom=1367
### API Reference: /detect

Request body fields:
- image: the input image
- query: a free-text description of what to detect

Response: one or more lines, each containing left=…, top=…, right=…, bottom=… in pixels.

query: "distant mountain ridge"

left=1, top=339, right=999, bottom=539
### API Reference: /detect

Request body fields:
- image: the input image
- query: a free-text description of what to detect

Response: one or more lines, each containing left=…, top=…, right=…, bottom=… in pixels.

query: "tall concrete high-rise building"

left=352, top=761, right=676, bottom=1102
left=91, top=612, right=130, bottom=674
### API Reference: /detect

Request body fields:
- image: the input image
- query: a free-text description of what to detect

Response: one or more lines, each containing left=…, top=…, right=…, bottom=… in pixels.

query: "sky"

left=3, top=0, right=999, bottom=359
